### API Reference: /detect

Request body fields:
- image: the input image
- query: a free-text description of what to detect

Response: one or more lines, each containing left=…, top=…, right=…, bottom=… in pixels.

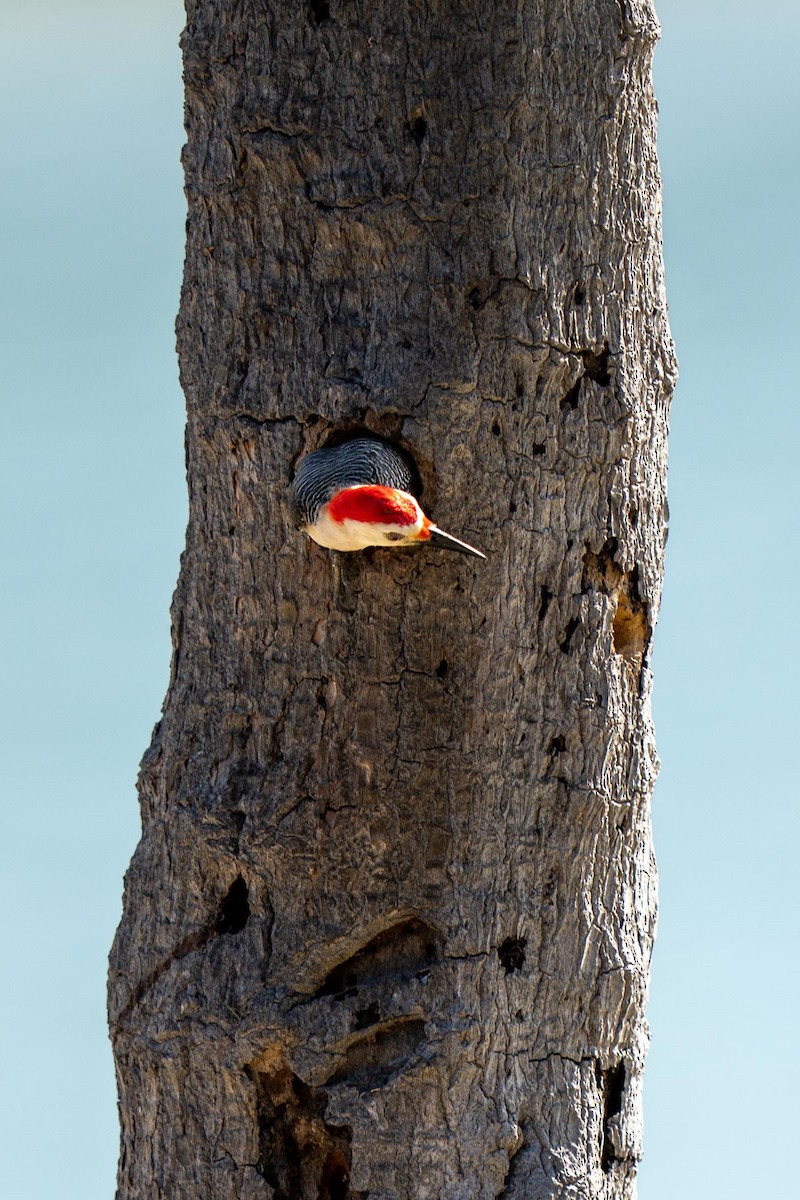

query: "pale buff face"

left=306, top=498, right=427, bottom=552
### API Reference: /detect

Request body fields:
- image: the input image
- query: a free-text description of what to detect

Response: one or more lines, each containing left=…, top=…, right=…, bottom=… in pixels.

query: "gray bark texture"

left=109, top=1, right=675, bottom=1197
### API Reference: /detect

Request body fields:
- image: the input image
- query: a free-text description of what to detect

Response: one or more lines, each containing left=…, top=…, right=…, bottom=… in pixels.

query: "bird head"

left=308, top=484, right=485, bottom=558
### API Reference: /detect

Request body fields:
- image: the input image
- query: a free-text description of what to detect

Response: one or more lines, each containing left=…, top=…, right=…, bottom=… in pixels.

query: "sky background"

left=1, top=2, right=798, bottom=1197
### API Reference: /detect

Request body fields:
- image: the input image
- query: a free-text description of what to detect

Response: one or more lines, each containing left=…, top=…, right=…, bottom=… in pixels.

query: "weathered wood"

left=110, top=1, right=674, bottom=1196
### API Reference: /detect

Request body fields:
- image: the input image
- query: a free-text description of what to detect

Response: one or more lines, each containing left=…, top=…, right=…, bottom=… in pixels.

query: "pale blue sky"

left=1, top=3, right=797, bottom=1197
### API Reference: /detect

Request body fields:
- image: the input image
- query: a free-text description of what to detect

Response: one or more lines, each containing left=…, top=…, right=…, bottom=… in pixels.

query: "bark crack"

left=111, top=876, right=254, bottom=1028
left=245, top=1062, right=362, bottom=1199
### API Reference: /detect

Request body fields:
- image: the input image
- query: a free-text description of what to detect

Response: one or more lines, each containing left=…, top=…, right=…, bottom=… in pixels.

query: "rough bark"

left=109, top=2, right=674, bottom=1198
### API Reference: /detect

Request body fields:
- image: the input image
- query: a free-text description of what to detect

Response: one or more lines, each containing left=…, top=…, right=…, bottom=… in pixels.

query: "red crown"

left=328, top=485, right=419, bottom=527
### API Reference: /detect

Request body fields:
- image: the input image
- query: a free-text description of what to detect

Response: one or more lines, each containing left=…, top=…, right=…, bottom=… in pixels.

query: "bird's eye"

left=385, top=531, right=405, bottom=542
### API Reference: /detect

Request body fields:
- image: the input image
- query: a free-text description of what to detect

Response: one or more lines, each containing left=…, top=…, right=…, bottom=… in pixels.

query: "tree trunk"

left=109, top=2, right=674, bottom=1197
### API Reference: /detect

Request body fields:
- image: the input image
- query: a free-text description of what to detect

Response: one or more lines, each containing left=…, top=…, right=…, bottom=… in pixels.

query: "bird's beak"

left=426, top=525, right=486, bottom=559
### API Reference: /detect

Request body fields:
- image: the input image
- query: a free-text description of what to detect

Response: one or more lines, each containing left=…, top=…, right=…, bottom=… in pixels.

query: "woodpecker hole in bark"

left=582, top=541, right=651, bottom=662
left=582, top=538, right=621, bottom=591
left=498, top=936, right=527, bottom=974
left=245, top=1064, right=357, bottom=1200
left=560, top=381, right=581, bottom=412
left=408, top=111, right=428, bottom=146
left=318, top=1149, right=351, bottom=1200
left=326, top=1017, right=427, bottom=1090
left=612, top=591, right=651, bottom=660
left=215, top=876, right=250, bottom=935
left=597, top=1061, right=626, bottom=1172
left=561, top=345, right=613, bottom=414
left=308, top=0, right=330, bottom=27
left=581, top=344, right=611, bottom=386
left=314, top=917, right=443, bottom=1000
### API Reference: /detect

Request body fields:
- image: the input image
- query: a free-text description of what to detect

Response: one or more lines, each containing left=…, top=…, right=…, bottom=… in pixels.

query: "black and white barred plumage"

left=291, top=437, right=416, bottom=528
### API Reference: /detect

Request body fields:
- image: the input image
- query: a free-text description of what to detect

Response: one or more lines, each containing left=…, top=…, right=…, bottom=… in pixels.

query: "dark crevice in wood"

left=582, top=541, right=651, bottom=664
left=352, top=1001, right=380, bottom=1031
left=597, top=1060, right=626, bottom=1172
left=308, top=0, right=331, bottom=27
left=465, top=277, right=505, bottom=313
left=330, top=986, right=359, bottom=1004
left=245, top=1064, right=364, bottom=1199
left=559, top=617, right=580, bottom=654
left=408, top=114, right=427, bottom=145
left=560, top=380, right=581, bottom=412
left=561, top=346, right=612, bottom=411
left=495, top=1131, right=525, bottom=1197
left=612, top=560, right=651, bottom=663
left=498, top=936, right=527, bottom=974
left=216, top=875, right=250, bottom=935
left=581, top=344, right=611, bottom=386
left=582, top=538, right=621, bottom=594
left=538, top=586, right=553, bottom=621
left=318, top=1149, right=352, bottom=1200
left=612, top=589, right=651, bottom=662
left=325, top=1017, right=427, bottom=1090
left=314, top=917, right=443, bottom=1001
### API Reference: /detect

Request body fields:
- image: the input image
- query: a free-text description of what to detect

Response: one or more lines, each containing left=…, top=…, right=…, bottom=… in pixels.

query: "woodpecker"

left=292, top=437, right=485, bottom=558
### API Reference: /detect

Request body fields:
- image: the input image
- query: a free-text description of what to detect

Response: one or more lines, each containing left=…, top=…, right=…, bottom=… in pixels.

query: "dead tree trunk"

left=109, top=1, right=674, bottom=1197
